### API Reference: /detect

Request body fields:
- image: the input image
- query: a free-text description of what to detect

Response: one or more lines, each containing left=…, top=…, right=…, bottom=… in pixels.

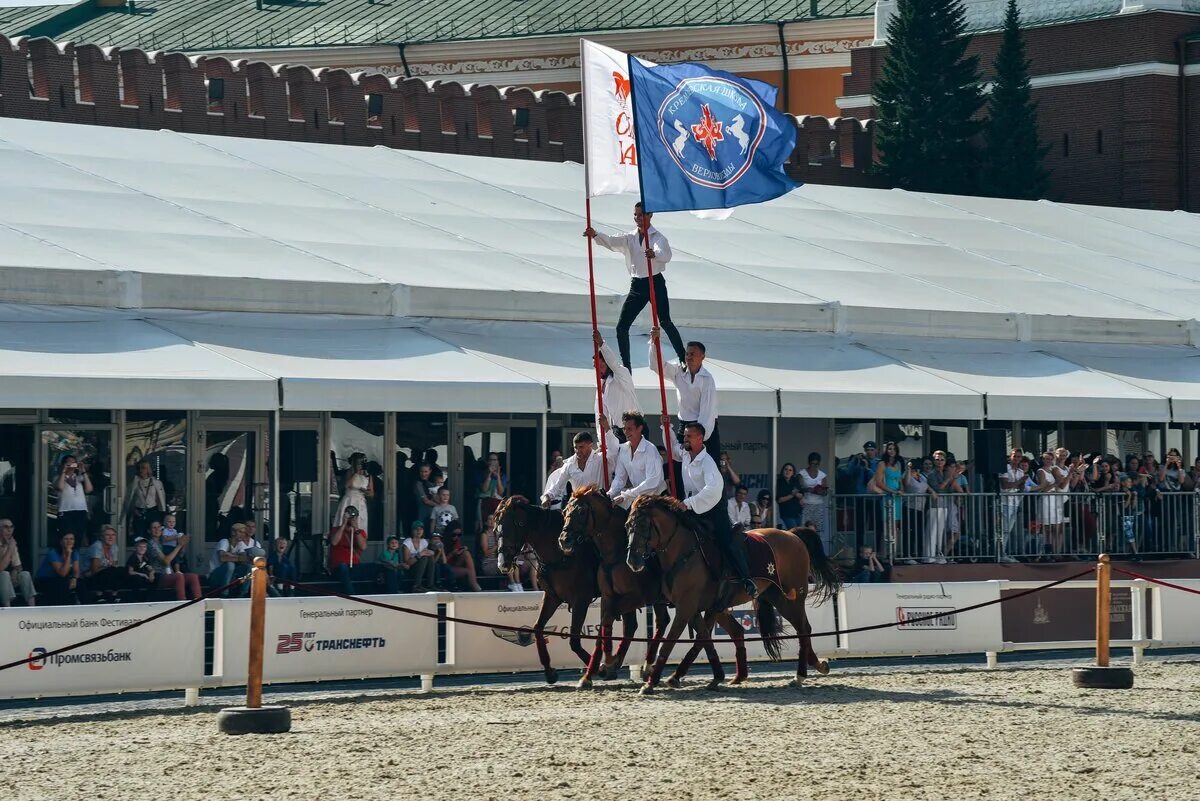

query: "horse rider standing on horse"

left=607, top=411, right=667, bottom=510
left=665, top=420, right=758, bottom=600
left=649, top=327, right=720, bottom=463
left=593, top=330, right=640, bottom=443
left=584, top=203, right=687, bottom=372
left=540, top=430, right=613, bottom=509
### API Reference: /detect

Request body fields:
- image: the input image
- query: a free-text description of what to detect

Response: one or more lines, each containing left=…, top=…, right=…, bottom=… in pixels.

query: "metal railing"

left=833, top=491, right=1199, bottom=564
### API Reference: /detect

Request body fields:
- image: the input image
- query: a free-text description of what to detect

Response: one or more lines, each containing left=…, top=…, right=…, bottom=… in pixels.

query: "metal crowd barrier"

left=833, top=491, right=1199, bottom=563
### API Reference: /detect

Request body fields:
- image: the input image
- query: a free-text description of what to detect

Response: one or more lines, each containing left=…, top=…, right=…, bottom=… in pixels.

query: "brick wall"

left=0, top=34, right=883, bottom=189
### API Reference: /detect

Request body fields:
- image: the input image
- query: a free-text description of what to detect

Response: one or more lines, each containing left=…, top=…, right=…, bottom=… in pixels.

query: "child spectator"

left=852, top=545, right=886, bottom=583
left=403, top=521, right=437, bottom=592
left=267, top=537, right=297, bottom=597
left=125, top=538, right=157, bottom=601
left=147, top=521, right=201, bottom=600
left=377, top=535, right=405, bottom=593
left=429, top=487, right=458, bottom=536
left=160, top=513, right=190, bottom=573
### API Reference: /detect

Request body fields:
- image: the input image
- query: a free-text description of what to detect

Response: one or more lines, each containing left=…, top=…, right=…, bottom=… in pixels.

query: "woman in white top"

left=403, top=522, right=437, bottom=592
left=333, top=453, right=374, bottom=538
left=1034, top=452, right=1065, bottom=558
left=798, top=452, right=830, bottom=546
left=902, top=459, right=937, bottom=563
left=125, top=459, right=166, bottom=539
left=55, top=455, right=92, bottom=543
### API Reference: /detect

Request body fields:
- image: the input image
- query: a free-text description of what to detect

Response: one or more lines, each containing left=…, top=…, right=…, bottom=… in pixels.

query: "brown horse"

left=626, top=495, right=842, bottom=694
left=495, top=495, right=599, bottom=685
left=560, top=486, right=750, bottom=688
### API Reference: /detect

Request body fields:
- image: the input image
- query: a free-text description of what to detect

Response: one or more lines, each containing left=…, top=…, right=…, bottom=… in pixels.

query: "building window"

left=124, top=411, right=188, bottom=538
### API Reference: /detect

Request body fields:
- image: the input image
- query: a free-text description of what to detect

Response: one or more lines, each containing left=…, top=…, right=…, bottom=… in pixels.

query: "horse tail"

left=756, top=597, right=784, bottom=662
left=790, top=526, right=843, bottom=605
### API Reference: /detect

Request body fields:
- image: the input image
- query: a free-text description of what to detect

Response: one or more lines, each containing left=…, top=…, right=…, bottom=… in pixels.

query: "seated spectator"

left=851, top=546, right=886, bottom=584
left=0, top=519, right=36, bottom=607
left=147, top=521, right=201, bottom=601
left=429, top=487, right=459, bottom=536
left=727, top=485, right=752, bottom=531
left=479, top=513, right=501, bottom=576
left=35, top=531, right=81, bottom=606
left=209, top=522, right=265, bottom=598
left=403, top=521, right=437, bottom=592
left=160, top=513, right=190, bottom=573
left=444, top=521, right=482, bottom=592
left=125, top=538, right=157, bottom=601
left=328, top=506, right=369, bottom=596
left=752, top=489, right=775, bottom=529
left=427, top=531, right=456, bottom=589
left=377, top=535, right=406, bottom=593
left=267, top=537, right=298, bottom=597
left=85, top=525, right=127, bottom=603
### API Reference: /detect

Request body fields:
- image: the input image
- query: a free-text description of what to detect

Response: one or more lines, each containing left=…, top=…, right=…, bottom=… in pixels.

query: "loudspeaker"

left=973, top=428, right=1007, bottom=477
left=281, top=430, right=318, bottom=486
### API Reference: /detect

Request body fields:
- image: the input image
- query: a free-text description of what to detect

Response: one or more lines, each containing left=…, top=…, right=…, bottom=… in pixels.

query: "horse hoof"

left=544, top=668, right=559, bottom=685
left=706, top=679, right=723, bottom=691
left=816, top=660, right=830, bottom=676
left=789, top=677, right=805, bottom=688
left=576, top=677, right=593, bottom=691
left=639, top=684, right=654, bottom=697
left=640, top=664, right=653, bottom=682
left=728, top=675, right=746, bottom=686
left=666, top=675, right=683, bottom=689
left=600, top=664, right=619, bottom=681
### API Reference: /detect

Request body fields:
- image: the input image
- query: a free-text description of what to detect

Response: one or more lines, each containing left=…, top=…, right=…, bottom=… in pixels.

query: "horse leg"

left=697, top=612, right=725, bottom=690
left=643, top=603, right=670, bottom=681
left=799, top=604, right=829, bottom=675
left=533, top=595, right=562, bottom=685
left=776, top=597, right=824, bottom=687
left=641, top=610, right=692, bottom=696
left=568, top=602, right=594, bottom=668
left=603, top=611, right=637, bottom=680
left=667, top=622, right=706, bottom=688
left=578, top=599, right=609, bottom=689
left=715, top=610, right=749, bottom=684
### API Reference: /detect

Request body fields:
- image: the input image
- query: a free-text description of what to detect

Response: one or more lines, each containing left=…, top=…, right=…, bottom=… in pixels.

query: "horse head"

left=560, top=485, right=623, bottom=558
left=494, top=495, right=531, bottom=572
left=625, top=494, right=685, bottom=573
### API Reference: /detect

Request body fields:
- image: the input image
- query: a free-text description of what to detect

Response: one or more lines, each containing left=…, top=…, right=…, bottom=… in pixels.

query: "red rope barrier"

left=1111, top=567, right=1200, bottom=597
left=277, top=568, right=1092, bottom=646
left=0, top=576, right=248, bottom=673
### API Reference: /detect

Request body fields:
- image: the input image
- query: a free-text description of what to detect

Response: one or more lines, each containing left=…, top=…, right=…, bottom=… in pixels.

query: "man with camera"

left=328, top=505, right=368, bottom=595
left=55, top=455, right=92, bottom=543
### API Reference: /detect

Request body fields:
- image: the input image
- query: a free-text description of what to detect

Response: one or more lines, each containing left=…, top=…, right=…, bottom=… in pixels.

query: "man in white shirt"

left=727, top=485, right=752, bottom=531
left=541, top=431, right=614, bottom=508
left=592, top=330, right=640, bottom=439
left=998, top=448, right=1027, bottom=563
left=584, top=202, right=686, bottom=371
left=666, top=421, right=757, bottom=599
left=608, top=412, right=666, bottom=510
left=649, top=326, right=720, bottom=463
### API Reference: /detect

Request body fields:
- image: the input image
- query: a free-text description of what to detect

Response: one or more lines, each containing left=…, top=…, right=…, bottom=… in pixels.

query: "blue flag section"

left=629, top=57, right=801, bottom=213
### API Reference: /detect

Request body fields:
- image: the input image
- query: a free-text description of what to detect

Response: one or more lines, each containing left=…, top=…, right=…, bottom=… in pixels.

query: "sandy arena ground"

left=3, top=660, right=1198, bottom=801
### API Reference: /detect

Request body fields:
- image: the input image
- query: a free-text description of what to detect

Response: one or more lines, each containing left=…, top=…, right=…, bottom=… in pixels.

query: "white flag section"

left=581, top=39, right=652, bottom=197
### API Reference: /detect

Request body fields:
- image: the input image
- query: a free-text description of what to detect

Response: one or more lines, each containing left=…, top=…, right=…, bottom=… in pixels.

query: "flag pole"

left=580, top=39, right=609, bottom=490
left=627, top=53, right=678, bottom=499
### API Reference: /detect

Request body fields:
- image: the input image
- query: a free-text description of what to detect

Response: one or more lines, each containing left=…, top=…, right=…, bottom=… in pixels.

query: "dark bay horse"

left=495, top=495, right=599, bottom=685
left=626, top=495, right=842, bottom=694
left=560, top=486, right=750, bottom=688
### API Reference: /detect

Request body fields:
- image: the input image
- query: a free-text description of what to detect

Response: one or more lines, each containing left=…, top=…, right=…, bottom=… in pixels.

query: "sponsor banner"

left=216, top=594, right=437, bottom=686
left=1001, top=586, right=1133, bottom=644
left=0, top=601, right=203, bottom=700
left=700, top=596, right=838, bottom=664
left=1153, top=579, right=1200, bottom=646
left=841, top=582, right=1003, bottom=656
left=445, top=592, right=603, bottom=675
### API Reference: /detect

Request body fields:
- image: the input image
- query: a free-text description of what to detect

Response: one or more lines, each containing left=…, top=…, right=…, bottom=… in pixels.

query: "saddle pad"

left=744, top=531, right=786, bottom=593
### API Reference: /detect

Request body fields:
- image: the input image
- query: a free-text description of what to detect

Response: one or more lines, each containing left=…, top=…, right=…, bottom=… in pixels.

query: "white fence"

left=0, top=579, right=1196, bottom=702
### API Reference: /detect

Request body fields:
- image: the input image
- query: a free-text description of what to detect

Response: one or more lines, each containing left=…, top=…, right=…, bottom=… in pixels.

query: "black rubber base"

left=217, top=705, right=292, bottom=735
left=1071, top=665, right=1135, bottom=690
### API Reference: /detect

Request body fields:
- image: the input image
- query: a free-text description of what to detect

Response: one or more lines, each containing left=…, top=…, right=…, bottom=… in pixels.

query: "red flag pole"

left=640, top=214, right=678, bottom=499
left=584, top=197, right=610, bottom=490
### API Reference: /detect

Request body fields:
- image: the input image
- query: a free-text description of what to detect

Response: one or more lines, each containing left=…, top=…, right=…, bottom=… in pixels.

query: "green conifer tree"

left=980, top=0, right=1050, bottom=199
left=872, top=0, right=984, bottom=194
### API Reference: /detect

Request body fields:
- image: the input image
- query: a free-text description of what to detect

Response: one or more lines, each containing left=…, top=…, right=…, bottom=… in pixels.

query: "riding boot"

left=724, top=537, right=758, bottom=600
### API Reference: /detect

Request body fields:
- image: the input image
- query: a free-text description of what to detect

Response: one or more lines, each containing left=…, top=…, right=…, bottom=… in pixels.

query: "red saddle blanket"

left=744, top=531, right=785, bottom=593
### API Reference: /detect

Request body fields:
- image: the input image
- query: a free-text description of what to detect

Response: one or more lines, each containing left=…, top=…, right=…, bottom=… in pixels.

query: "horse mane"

left=570, top=484, right=606, bottom=500
left=494, top=495, right=528, bottom=518
left=630, top=493, right=687, bottom=515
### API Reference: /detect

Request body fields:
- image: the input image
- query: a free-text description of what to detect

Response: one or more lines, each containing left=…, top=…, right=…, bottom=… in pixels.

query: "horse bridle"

left=631, top=504, right=699, bottom=588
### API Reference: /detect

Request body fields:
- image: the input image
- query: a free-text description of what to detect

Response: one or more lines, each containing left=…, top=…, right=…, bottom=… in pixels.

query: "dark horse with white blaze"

left=559, top=485, right=750, bottom=688
left=495, top=495, right=601, bottom=684
left=626, top=494, right=842, bottom=694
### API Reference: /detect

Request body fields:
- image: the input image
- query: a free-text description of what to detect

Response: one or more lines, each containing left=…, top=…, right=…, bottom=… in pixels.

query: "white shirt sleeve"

left=697, top=377, right=717, bottom=442
left=608, top=448, right=629, bottom=498
left=541, top=464, right=568, bottom=503
left=663, top=423, right=686, bottom=463
left=648, top=228, right=672, bottom=265
left=592, top=231, right=626, bottom=254
left=684, top=456, right=724, bottom=514
left=648, top=339, right=682, bottom=381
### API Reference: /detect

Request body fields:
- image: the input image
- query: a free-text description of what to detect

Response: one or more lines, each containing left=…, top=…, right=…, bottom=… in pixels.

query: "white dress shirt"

left=665, top=427, right=723, bottom=515
left=727, top=498, right=752, bottom=527
left=592, top=227, right=672, bottom=279
left=595, top=341, right=641, bottom=431
left=650, top=343, right=718, bottom=441
left=541, top=448, right=613, bottom=504
left=608, top=436, right=666, bottom=508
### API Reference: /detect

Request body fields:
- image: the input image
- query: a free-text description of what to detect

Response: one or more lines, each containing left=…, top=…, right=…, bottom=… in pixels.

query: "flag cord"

left=585, top=197, right=610, bottom=490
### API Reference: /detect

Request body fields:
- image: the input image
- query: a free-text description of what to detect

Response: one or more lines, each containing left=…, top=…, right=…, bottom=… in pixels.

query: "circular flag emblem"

left=655, top=76, right=767, bottom=189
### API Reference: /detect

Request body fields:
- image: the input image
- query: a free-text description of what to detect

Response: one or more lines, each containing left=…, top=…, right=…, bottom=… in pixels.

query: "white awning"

left=1041, top=343, right=1200, bottom=423
left=0, top=305, right=277, bottom=409
left=149, top=313, right=546, bottom=412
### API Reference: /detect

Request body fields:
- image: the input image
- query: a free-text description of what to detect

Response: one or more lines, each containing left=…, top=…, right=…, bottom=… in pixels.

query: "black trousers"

left=617, top=273, right=686, bottom=370
left=694, top=504, right=751, bottom=582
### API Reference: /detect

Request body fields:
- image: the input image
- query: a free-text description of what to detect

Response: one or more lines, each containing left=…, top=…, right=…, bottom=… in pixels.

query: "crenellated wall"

left=0, top=35, right=882, bottom=187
